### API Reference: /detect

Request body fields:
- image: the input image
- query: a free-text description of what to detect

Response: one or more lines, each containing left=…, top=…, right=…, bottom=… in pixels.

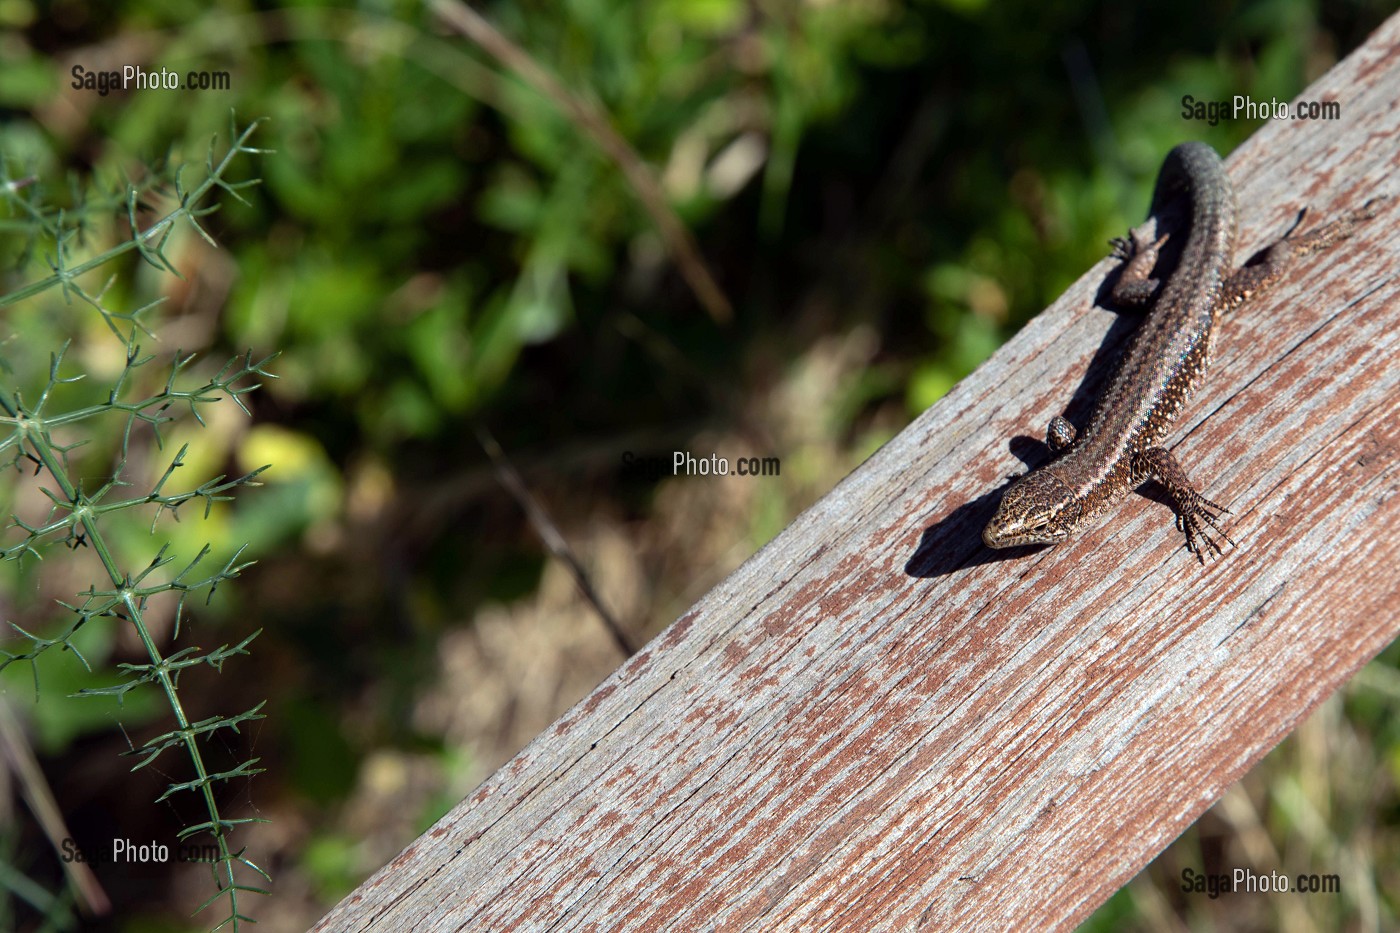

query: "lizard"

left=981, top=141, right=1386, bottom=561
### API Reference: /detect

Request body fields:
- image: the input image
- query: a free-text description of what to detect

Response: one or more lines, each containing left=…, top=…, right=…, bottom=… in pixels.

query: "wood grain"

left=314, top=16, right=1400, bottom=932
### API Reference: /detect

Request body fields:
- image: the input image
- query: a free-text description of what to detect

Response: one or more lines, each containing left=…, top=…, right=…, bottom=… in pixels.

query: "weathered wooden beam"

left=314, top=16, right=1400, bottom=931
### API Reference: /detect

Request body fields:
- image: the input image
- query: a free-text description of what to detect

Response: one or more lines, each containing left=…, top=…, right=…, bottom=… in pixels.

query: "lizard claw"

left=1176, top=494, right=1234, bottom=563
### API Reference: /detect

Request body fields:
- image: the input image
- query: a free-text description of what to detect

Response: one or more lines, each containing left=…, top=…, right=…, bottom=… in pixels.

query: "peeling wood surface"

left=314, top=20, right=1400, bottom=933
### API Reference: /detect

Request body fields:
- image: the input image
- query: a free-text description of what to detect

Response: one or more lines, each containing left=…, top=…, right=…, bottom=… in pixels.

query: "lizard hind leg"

left=1109, top=230, right=1172, bottom=307
left=1223, top=195, right=1392, bottom=310
left=1134, top=447, right=1235, bottom=562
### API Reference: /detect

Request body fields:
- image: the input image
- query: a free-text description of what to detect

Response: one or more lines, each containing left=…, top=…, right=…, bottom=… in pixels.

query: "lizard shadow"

left=903, top=486, right=1042, bottom=578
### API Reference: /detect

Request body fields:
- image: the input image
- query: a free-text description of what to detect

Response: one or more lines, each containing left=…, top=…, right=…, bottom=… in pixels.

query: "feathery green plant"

left=0, top=117, right=273, bottom=931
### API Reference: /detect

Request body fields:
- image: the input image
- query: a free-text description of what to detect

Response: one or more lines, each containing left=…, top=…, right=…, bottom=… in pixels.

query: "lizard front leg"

left=1133, top=447, right=1234, bottom=561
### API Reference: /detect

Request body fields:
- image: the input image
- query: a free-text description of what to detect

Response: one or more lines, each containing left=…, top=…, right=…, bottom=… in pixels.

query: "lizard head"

left=982, top=470, right=1081, bottom=548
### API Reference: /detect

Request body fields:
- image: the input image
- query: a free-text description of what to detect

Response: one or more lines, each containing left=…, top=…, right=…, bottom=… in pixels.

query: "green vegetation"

left=0, top=118, right=272, bottom=929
